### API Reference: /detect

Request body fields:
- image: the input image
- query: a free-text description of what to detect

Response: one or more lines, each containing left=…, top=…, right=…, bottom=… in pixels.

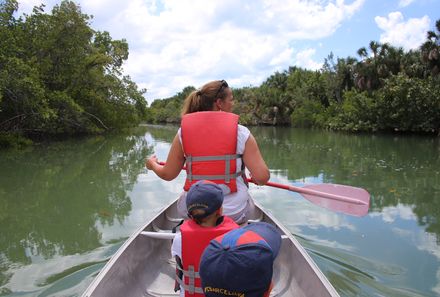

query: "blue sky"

left=16, top=0, right=440, bottom=104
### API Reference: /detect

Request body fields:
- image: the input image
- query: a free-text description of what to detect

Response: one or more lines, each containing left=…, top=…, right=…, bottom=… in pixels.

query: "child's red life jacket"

left=179, top=216, right=239, bottom=296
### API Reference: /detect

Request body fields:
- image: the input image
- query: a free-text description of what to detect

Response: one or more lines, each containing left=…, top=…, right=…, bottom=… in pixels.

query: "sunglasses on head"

left=213, top=80, right=228, bottom=99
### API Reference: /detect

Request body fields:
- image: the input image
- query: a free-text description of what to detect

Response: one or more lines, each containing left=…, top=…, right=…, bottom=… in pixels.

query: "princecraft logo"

left=188, top=203, right=208, bottom=209
left=204, top=286, right=244, bottom=297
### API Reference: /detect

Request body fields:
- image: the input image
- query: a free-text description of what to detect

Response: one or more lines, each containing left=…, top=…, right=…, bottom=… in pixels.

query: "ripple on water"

left=299, top=236, right=432, bottom=297
left=1, top=241, right=124, bottom=297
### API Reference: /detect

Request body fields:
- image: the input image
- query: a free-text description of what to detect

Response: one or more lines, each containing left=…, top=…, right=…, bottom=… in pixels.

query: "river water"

left=0, top=124, right=439, bottom=296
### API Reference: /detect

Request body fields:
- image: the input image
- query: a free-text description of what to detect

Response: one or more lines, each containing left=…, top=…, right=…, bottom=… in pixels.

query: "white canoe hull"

left=82, top=199, right=339, bottom=297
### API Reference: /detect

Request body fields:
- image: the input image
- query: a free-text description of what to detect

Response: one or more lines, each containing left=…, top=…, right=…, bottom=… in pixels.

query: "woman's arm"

left=145, top=134, right=185, bottom=181
left=242, top=134, right=270, bottom=185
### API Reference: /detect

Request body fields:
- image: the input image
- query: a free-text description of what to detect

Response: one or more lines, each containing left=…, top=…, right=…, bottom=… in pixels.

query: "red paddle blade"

left=299, top=184, right=370, bottom=217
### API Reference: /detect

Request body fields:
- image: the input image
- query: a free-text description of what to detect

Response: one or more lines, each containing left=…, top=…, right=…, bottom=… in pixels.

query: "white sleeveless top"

left=177, top=124, right=251, bottom=217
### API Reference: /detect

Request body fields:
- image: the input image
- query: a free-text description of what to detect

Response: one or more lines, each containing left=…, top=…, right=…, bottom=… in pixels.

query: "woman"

left=146, top=80, right=269, bottom=223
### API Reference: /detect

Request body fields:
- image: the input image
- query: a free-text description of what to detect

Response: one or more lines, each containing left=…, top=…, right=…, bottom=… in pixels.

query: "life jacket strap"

left=186, top=154, right=243, bottom=183
left=174, top=256, right=183, bottom=292
left=175, top=265, right=203, bottom=294
left=190, top=171, right=244, bottom=181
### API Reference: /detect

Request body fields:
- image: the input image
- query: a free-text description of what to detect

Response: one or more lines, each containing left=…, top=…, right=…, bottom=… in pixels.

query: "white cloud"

left=398, top=0, right=416, bottom=7
left=392, top=219, right=440, bottom=295
left=16, top=0, right=365, bottom=103
left=375, top=12, right=430, bottom=51
left=295, top=48, right=323, bottom=70
left=369, top=204, right=416, bottom=223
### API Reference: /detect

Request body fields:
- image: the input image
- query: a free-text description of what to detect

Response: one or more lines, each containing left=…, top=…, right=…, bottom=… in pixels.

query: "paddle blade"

left=300, top=184, right=370, bottom=217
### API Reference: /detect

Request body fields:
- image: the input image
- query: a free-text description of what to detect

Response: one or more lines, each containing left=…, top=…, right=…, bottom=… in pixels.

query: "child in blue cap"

left=171, top=180, right=239, bottom=296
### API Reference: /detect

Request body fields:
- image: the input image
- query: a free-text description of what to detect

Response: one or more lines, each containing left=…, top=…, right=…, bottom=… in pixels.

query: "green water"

left=0, top=125, right=439, bottom=296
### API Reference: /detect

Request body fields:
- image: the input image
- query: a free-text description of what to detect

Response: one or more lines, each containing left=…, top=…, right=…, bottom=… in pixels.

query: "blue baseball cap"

left=186, top=180, right=224, bottom=219
left=199, top=222, right=282, bottom=297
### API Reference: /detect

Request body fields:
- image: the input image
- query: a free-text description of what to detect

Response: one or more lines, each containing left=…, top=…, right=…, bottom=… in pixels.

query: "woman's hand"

left=144, top=134, right=185, bottom=181
left=145, top=154, right=159, bottom=170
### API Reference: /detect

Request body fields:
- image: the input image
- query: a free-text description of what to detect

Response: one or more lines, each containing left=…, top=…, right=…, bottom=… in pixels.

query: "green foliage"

left=327, top=91, right=378, bottom=132
left=0, top=132, right=33, bottom=148
left=146, top=86, right=194, bottom=123
left=375, top=74, right=440, bottom=132
left=322, top=53, right=357, bottom=103
left=0, top=0, right=147, bottom=142
left=231, top=86, right=260, bottom=125
left=290, top=100, right=325, bottom=128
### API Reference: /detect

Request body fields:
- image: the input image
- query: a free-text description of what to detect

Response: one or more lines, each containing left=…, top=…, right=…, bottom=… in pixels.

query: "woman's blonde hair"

left=181, top=80, right=229, bottom=116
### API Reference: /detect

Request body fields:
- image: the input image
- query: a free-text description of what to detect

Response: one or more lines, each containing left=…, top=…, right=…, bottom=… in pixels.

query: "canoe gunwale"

left=82, top=198, right=179, bottom=297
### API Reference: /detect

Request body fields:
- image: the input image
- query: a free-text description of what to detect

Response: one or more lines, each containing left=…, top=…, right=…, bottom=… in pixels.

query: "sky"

left=15, top=0, right=440, bottom=104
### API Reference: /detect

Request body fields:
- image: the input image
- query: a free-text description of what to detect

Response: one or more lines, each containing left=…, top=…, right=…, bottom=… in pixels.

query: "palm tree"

left=421, top=19, right=440, bottom=77
left=357, top=47, right=368, bottom=60
left=354, top=43, right=382, bottom=91
left=369, top=41, right=380, bottom=59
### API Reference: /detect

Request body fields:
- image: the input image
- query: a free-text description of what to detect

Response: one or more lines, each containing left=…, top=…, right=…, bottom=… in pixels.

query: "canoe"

left=82, top=198, right=340, bottom=297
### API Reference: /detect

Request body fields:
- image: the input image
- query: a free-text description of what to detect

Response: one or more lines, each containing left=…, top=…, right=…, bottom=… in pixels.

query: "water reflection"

left=0, top=124, right=439, bottom=296
left=141, top=124, right=179, bottom=143
left=0, top=127, right=153, bottom=292
left=252, top=126, right=440, bottom=237
left=250, top=126, right=440, bottom=296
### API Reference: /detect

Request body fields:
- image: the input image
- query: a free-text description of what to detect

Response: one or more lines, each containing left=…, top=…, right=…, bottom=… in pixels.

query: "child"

left=171, top=180, right=239, bottom=297
left=199, top=222, right=282, bottom=297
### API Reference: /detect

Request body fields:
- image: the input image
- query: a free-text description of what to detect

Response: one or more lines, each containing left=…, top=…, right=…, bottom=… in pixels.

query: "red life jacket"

left=181, top=111, right=243, bottom=193
left=179, top=216, right=239, bottom=296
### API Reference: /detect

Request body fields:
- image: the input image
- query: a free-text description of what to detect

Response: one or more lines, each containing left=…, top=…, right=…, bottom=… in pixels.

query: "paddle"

left=155, top=162, right=370, bottom=217
left=247, top=179, right=369, bottom=217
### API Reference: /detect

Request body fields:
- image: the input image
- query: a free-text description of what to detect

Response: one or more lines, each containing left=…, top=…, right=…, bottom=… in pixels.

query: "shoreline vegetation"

left=1, top=0, right=148, bottom=148
left=146, top=20, right=440, bottom=136
left=1, top=1, right=439, bottom=149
